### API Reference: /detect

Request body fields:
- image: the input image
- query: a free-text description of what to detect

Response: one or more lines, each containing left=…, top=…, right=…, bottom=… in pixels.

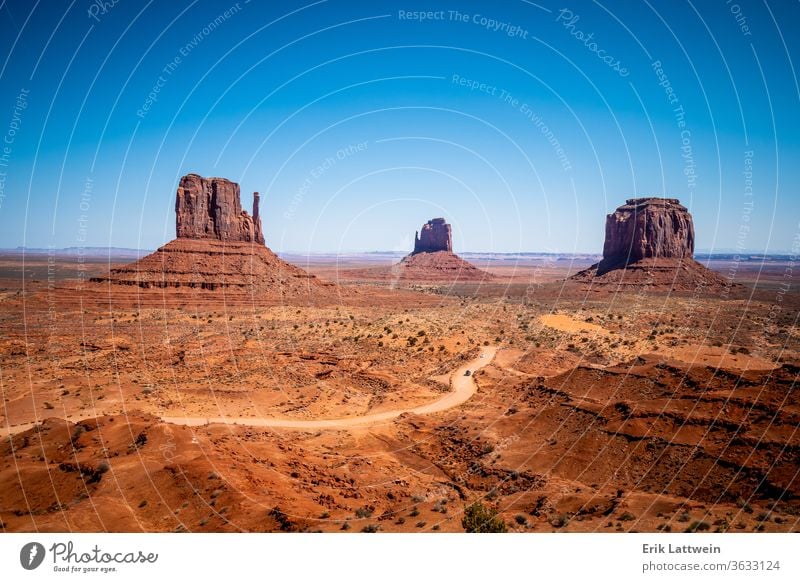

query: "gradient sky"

left=0, top=0, right=798, bottom=253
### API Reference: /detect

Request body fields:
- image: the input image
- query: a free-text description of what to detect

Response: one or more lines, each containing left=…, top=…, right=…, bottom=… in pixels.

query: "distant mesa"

left=603, top=198, right=693, bottom=266
left=571, top=197, right=729, bottom=290
left=394, top=218, right=492, bottom=282
left=413, top=218, right=452, bottom=254
left=91, top=174, right=331, bottom=296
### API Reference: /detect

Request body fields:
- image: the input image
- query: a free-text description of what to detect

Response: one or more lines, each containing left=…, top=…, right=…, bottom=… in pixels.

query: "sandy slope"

left=161, top=346, right=496, bottom=429
left=1, top=347, right=496, bottom=436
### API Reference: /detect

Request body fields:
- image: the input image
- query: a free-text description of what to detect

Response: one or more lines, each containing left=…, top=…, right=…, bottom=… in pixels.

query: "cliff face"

left=570, top=197, right=730, bottom=291
left=175, top=174, right=264, bottom=244
left=91, top=174, right=336, bottom=297
left=413, top=218, right=452, bottom=254
left=603, top=198, right=694, bottom=264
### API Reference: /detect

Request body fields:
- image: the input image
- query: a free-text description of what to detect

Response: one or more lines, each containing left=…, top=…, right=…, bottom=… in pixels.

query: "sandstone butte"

left=394, top=218, right=492, bottom=281
left=175, top=173, right=264, bottom=245
left=413, top=217, right=452, bottom=254
left=571, top=197, right=729, bottom=291
left=90, top=174, right=331, bottom=295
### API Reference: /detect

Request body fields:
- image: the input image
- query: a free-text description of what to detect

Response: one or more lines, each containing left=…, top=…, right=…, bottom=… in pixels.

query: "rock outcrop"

left=571, top=197, right=729, bottom=291
left=91, top=174, right=333, bottom=299
left=175, top=174, right=264, bottom=244
left=397, top=218, right=490, bottom=281
left=413, top=218, right=452, bottom=254
left=338, top=218, right=492, bottom=282
left=603, top=198, right=694, bottom=265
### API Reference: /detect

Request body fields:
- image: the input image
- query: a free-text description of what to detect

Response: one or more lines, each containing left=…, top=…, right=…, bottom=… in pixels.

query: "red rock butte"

left=603, top=198, right=694, bottom=264
left=396, top=218, right=491, bottom=281
left=175, top=174, right=264, bottom=244
left=571, top=197, right=729, bottom=291
left=90, top=174, right=332, bottom=296
left=413, top=218, right=452, bottom=254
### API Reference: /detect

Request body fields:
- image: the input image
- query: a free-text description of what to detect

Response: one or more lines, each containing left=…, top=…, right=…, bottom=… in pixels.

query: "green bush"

left=462, top=501, right=507, bottom=533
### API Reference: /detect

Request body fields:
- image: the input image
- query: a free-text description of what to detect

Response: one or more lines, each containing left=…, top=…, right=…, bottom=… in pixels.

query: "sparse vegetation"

left=462, top=501, right=507, bottom=533
left=355, top=506, right=373, bottom=519
left=685, top=521, right=711, bottom=533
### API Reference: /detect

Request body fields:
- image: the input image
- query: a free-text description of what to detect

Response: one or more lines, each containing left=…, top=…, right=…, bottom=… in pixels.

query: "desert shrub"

left=361, top=524, right=379, bottom=533
left=736, top=498, right=753, bottom=513
left=462, top=501, right=507, bottom=533
left=685, top=521, right=711, bottom=533
left=269, top=506, right=296, bottom=532
left=355, top=506, right=373, bottom=519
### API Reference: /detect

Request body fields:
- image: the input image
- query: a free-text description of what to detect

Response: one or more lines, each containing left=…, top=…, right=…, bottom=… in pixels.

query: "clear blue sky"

left=0, top=0, right=797, bottom=253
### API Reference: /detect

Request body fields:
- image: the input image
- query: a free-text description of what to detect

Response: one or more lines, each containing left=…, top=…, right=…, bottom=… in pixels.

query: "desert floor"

left=1, top=252, right=798, bottom=533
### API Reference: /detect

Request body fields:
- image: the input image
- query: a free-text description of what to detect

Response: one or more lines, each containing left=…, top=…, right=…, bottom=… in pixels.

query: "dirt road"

left=1, top=347, right=496, bottom=436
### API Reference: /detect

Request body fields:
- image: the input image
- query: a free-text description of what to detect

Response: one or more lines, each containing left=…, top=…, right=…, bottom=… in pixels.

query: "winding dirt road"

left=1, top=347, right=496, bottom=436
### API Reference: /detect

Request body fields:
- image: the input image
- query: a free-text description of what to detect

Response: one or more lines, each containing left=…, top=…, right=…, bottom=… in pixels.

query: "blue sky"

left=0, top=0, right=797, bottom=253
